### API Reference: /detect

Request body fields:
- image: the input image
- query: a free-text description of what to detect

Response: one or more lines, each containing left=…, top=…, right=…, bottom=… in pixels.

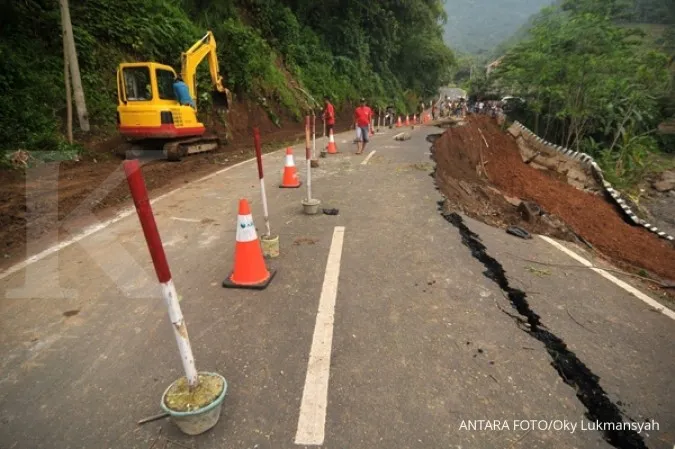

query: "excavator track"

left=163, top=135, right=220, bottom=162
left=118, top=135, right=220, bottom=162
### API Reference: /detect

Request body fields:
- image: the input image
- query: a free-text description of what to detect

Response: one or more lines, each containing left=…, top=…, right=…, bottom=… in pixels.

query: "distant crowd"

left=431, top=98, right=503, bottom=120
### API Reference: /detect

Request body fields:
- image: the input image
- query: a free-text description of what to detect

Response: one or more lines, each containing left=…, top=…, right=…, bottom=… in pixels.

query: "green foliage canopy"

left=490, top=2, right=673, bottom=187
left=0, top=0, right=455, bottom=156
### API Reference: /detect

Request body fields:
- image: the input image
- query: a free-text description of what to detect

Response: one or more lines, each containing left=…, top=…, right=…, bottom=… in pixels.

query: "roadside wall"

left=507, top=121, right=674, bottom=243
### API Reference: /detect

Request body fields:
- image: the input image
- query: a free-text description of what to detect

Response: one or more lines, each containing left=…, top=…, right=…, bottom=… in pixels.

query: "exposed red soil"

left=434, top=115, right=675, bottom=282
left=432, top=121, right=576, bottom=241
left=0, top=100, right=355, bottom=270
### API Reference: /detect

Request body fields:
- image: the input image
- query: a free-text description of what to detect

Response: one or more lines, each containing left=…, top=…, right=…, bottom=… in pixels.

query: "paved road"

left=438, top=87, right=467, bottom=102
left=0, top=123, right=673, bottom=449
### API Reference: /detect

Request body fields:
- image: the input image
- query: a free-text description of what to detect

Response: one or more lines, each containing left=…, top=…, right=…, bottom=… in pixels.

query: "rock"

left=540, top=214, right=577, bottom=241
left=507, top=123, right=522, bottom=138
left=541, top=214, right=566, bottom=231
left=504, top=195, right=522, bottom=207
left=654, top=181, right=674, bottom=192
left=517, top=201, right=541, bottom=222
left=458, top=180, right=473, bottom=195
left=654, top=171, right=675, bottom=192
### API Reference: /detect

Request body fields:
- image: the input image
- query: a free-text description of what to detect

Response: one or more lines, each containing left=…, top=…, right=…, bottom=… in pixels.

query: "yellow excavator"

left=115, top=31, right=232, bottom=161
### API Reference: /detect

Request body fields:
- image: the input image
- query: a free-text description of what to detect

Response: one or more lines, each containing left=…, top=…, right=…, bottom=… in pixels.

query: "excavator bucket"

left=211, top=88, right=231, bottom=111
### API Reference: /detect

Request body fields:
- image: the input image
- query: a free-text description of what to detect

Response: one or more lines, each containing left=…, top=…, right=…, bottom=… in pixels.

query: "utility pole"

left=59, top=0, right=90, bottom=132
left=62, top=28, right=73, bottom=144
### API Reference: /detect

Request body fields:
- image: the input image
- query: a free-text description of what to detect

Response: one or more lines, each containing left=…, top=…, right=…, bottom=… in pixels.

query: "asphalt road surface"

left=0, top=123, right=673, bottom=449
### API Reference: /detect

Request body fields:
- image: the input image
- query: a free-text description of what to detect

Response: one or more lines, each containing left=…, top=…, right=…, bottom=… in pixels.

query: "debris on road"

left=137, top=412, right=170, bottom=425
left=506, top=226, right=532, bottom=239
left=323, top=208, right=339, bottom=215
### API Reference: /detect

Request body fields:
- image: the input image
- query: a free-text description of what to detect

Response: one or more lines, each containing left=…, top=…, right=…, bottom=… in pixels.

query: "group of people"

left=472, top=100, right=503, bottom=118
left=433, top=97, right=468, bottom=119
left=431, top=97, right=504, bottom=120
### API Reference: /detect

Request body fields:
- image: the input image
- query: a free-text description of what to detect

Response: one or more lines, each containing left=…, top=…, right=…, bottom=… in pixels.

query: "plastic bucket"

left=160, top=372, right=227, bottom=436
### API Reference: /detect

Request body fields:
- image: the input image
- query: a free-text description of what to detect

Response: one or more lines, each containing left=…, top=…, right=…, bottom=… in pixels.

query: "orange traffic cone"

left=326, top=129, right=338, bottom=154
left=223, top=199, right=276, bottom=289
left=280, top=147, right=302, bottom=188
left=405, top=115, right=410, bottom=126
left=396, top=116, right=402, bottom=128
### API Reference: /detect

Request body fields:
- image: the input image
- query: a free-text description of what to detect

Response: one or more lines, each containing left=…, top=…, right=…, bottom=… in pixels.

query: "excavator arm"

left=181, top=31, right=231, bottom=109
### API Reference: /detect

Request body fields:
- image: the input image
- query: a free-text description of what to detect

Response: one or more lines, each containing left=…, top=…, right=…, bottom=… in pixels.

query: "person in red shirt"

left=353, top=98, right=373, bottom=154
left=322, top=96, right=335, bottom=137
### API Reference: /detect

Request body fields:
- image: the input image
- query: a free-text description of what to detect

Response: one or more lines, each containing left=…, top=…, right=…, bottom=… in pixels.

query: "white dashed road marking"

left=295, top=226, right=346, bottom=445
left=361, top=150, right=376, bottom=165
left=170, top=217, right=201, bottom=223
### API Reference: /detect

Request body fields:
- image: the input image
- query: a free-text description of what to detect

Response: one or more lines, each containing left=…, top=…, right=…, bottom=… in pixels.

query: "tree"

left=492, top=0, right=672, bottom=184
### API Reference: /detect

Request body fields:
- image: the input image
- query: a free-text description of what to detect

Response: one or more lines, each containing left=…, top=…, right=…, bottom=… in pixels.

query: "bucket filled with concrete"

left=160, top=372, right=228, bottom=435
left=261, top=234, right=280, bottom=258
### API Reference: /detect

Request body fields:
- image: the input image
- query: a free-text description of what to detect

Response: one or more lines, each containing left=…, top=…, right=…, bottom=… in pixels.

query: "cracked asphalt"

left=0, top=123, right=673, bottom=449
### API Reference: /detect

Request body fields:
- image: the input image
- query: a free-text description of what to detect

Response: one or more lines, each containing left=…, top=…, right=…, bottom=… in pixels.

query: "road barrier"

left=280, top=147, right=302, bottom=188
left=253, top=127, right=279, bottom=258
left=511, top=121, right=674, bottom=243
left=223, top=198, right=276, bottom=289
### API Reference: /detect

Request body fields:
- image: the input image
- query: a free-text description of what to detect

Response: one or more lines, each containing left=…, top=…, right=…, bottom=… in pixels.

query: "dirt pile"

left=433, top=115, right=675, bottom=282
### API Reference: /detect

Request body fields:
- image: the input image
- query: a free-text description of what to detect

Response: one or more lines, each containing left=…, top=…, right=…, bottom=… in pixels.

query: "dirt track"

left=0, top=101, right=355, bottom=269
left=434, top=115, right=675, bottom=282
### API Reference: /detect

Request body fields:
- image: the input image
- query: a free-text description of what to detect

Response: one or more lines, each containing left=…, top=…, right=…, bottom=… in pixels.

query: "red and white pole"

left=123, top=160, right=199, bottom=388
left=253, top=128, right=272, bottom=237
left=305, top=116, right=312, bottom=201
left=312, top=114, right=316, bottom=160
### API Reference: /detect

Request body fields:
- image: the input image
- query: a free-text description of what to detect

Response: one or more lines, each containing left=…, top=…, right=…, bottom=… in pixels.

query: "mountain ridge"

left=442, top=0, right=554, bottom=54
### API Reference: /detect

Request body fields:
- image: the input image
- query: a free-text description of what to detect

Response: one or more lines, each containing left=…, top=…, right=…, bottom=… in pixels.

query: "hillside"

left=441, top=0, right=553, bottom=55
left=479, top=0, right=674, bottom=194
left=0, top=0, right=454, bottom=162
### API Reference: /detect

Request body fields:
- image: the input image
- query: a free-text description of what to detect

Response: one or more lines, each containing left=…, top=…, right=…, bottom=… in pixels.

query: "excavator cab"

left=116, top=62, right=206, bottom=140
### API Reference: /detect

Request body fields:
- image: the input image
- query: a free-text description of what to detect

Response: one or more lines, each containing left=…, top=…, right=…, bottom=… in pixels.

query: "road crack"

left=440, top=209, right=647, bottom=449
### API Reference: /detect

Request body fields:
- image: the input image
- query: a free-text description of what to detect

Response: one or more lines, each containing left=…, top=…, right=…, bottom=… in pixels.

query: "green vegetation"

left=0, top=0, right=454, bottom=161
left=484, top=0, right=675, bottom=189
